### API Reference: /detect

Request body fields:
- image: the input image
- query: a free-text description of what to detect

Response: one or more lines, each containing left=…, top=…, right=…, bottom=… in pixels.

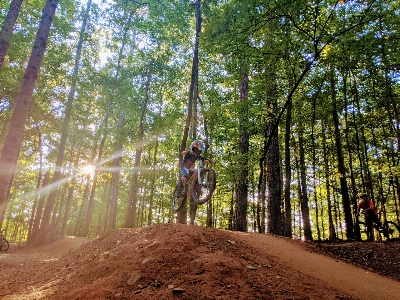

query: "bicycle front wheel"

left=191, top=168, right=216, bottom=204
left=0, top=237, right=9, bottom=251
left=383, top=221, right=400, bottom=240
left=358, top=221, right=381, bottom=241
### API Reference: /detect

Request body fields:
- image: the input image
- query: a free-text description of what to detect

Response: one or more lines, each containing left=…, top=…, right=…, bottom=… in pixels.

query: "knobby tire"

left=0, top=237, right=9, bottom=251
left=383, top=221, right=400, bottom=240
left=172, top=183, right=188, bottom=212
left=190, top=168, right=216, bottom=204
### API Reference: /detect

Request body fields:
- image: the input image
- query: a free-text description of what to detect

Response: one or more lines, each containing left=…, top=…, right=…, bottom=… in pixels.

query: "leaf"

left=246, top=265, right=257, bottom=270
left=227, top=240, right=236, bottom=245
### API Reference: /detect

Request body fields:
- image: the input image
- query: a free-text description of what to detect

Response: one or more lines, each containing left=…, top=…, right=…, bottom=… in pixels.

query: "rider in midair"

left=179, top=140, right=211, bottom=189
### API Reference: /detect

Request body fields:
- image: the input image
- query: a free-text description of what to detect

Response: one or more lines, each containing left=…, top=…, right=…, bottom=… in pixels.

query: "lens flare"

left=82, top=165, right=95, bottom=175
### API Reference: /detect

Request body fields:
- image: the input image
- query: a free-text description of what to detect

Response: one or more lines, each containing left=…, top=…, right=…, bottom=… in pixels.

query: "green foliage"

left=1, top=0, right=400, bottom=242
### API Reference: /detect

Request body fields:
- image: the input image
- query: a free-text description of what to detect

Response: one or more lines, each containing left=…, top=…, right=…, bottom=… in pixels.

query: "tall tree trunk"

left=83, top=96, right=112, bottom=236
left=0, top=0, right=59, bottom=225
left=352, top=79, right=374, bottom=199
left=266, top=103, right=282, bottom=235
left=233, top=72, right=249, bottom=232
left=379, top=18, right=400, bottom=162
left=206, top=197, right=213, bottom=227
left=322, top=121, right=336, bottom=240
left=228, top=189, right=234, bottom=230
left=125, top=73, right=151, bottom=228
left=198, top=96, right=213, bottom=227
left=51, top=182, right=67, bottom=238
left=27, top=171, right=50, bottom=246
left=60, top=183, right=74, bottom=236
left=257, top=50, right=315, bottom=236
left=257, top=162, right=266, bottom=233
left=283, top=102, right=292, bottom=237
left=394, top=177, right=400, bottom=223
left=64, top=0, right=93, bottom=237
left=349, top=83, right=367, bottom=193
left=311, top=96, right=320, bottom=240
left=27, top=125, right=43, bottom=239
left=147, top=138, right=159, bottom=226
left=189, top=83, right=199, bottom=227
left=330, top=66, right=354, bottom=240
left=0, top=0, right=24, bottom=68
left=298, top=126, right=313, bottom=241
left=108, top=111, right=125, bottom=230
left=177, top=0, right=202, bottom=224
left=74, top=176, right=90, bottom=236
left=84, top=18, right=129, bottom=233
left=295, top=156, right=302, bottom=238
left=343, top=72, right=361, bottom=240
left=265, top=63, right=282, bottom=235
left=147, top=96, right=164, bottom=226
left=37, top=0, right=90, bottom=243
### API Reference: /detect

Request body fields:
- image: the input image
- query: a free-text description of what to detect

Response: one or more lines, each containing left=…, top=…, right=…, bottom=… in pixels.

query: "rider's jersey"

left=180, top=150, right=208, bottom=173
left=358, top=200, right=377, bottom=217
left=181, top=150, right=197, bottom=169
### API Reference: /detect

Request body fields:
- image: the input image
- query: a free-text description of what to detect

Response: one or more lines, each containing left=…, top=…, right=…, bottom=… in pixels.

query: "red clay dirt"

left=0, top=223, right=399, bottom=300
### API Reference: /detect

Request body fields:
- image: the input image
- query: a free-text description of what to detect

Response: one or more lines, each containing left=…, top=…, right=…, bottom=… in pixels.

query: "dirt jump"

left=0, top=223, right=399, bottom=299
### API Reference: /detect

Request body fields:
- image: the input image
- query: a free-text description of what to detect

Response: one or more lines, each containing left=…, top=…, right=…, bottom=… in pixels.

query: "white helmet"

left=191, top=140, right=205, bottom=151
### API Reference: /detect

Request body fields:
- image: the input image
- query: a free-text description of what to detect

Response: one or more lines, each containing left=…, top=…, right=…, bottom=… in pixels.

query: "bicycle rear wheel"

left=191, top=168, right=216, bottom=204
left=383, top=221, right=400, bottom=240
left=358, top=221, right=381, bottom=241
left=172, top=184, right=186, bottom=212
left=0, top=237, right=9, bottom=251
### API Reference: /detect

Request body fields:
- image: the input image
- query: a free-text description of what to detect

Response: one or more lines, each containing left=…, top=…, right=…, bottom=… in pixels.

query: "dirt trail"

left=233, top=232, right=400, bottom=300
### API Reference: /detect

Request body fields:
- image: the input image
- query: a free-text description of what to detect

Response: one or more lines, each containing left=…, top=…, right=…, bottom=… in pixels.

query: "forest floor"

left=0, top=223, right=399, bottom=300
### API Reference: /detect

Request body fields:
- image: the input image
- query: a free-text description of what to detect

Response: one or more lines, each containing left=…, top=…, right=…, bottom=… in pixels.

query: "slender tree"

left=125, top=72, right=151, bottom=228
left=298, top=125, right=313, bottom=241
left=233, top=71, right=249, bottom=232
left=0, top=0, right=59, bottom=225
left=330, top=66, right=354, bottom=240
left=177, top=0, right=202, bottom=224
left=0, top=0, right=24, bottom=68
left=283, top=102, right=292, bottom=237
left=109, top=111, right=125, bottom=230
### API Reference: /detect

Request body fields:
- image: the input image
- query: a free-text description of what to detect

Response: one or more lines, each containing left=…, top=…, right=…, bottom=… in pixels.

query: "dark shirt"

left=181, top=150, right=206, bottom=169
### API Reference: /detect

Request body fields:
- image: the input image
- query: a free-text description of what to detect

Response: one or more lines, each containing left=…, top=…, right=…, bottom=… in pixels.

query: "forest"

left=0, top=0, right=399, bottom=246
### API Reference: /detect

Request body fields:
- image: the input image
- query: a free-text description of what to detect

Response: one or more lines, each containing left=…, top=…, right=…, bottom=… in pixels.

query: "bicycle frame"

left=172, top=155, right=216, bottom=211
left=196, top=159, right=203, bottom=185
left=357, top=210, right=399, bottom=241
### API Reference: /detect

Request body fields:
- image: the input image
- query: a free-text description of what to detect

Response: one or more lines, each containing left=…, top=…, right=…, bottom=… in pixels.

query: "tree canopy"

left=0, top=0, right=399, bottom=243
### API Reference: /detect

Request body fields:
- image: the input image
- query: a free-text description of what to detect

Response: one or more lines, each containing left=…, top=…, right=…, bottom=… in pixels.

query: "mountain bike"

left=0, top=229, right=9, bottom=251
left=172, top=158, right=216, bottom=212
left=357, top=212, right=400, bottom=241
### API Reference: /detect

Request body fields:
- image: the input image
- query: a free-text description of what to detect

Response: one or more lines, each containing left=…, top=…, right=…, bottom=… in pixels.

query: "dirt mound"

left=10, top=236, right=91, bottom=258
left=0, top=224, right=399, bottom=300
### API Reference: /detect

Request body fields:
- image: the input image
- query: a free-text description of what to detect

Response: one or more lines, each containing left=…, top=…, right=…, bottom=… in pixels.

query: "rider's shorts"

left=180, top=161, right=194, bottom=178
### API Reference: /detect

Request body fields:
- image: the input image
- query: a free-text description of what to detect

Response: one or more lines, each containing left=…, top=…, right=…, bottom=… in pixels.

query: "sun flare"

left=82, top=164, right=95, bottom=175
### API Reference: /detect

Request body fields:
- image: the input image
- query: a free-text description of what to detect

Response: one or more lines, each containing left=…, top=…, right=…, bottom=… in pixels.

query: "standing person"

left=357, top=193, right=381, bottom=241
